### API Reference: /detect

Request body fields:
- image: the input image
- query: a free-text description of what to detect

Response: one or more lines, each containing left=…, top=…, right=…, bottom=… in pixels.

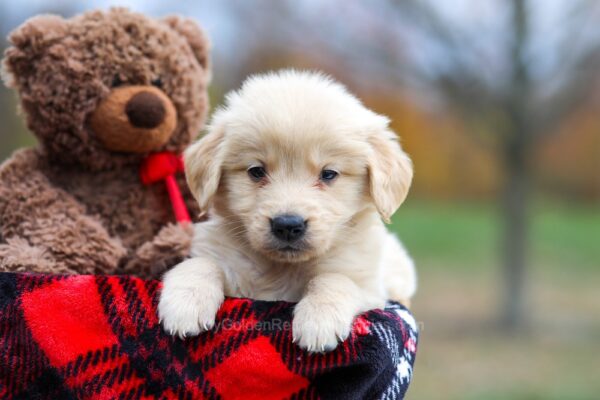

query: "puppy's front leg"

left=293, top=273, right=380, bottom=352
left=158, top=257, right=224, bottom=338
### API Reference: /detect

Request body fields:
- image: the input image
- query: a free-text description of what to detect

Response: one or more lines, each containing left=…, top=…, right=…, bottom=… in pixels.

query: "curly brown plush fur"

left=0, top=8, right=209, bottom=277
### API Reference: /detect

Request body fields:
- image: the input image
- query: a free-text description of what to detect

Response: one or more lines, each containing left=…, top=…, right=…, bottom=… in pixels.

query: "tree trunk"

left=500, top=0, right=531, bottom=331
left=500, top=136, right=530, bottom=330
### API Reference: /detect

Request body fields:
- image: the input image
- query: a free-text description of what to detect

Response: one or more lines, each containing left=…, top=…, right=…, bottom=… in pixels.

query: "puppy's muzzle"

left=270, top=214, right=307, bottom=242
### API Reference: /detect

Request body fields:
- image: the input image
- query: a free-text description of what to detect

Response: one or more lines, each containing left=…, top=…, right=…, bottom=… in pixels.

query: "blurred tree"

left=226, top=0, right=600, bottom=329
left=381, top=0, right=600, bottom=330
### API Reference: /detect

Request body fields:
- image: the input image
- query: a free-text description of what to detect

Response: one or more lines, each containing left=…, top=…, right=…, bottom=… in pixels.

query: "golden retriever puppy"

left=158, top=70, right=416, bottom=352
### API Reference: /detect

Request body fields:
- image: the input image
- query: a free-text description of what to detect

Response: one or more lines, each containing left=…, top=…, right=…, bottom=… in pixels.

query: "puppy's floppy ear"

left=367, top=126, right=413, bottom=223
left=184, top=123, right=225, bottom=212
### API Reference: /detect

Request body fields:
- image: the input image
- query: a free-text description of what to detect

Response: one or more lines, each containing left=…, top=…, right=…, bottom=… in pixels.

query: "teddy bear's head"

left=2, top=8, right=210, bottom=170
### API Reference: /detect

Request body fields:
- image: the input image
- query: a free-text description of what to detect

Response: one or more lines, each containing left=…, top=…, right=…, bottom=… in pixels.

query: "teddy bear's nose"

left=125, top=91, right=166, bottom=129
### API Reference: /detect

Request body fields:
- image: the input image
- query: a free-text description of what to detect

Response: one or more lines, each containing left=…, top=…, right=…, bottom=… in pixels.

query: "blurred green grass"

left=386, top=199, right=600, bottom=400
left=389, top=199, right=600, bottom=273
left=389, top=200, right=499, bottom=269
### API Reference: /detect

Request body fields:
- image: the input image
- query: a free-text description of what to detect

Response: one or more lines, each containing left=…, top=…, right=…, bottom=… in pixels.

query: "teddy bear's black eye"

left=151, top=78, right=163, bottom=89
left=320, top=169, right=339, bottom=182
left=111, top=75, right=123, bottom=88
left=248, top=166, right=267, bottom=182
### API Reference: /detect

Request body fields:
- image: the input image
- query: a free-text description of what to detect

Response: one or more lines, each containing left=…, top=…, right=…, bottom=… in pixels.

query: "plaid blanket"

left=0, top=273, right=418, bottom=399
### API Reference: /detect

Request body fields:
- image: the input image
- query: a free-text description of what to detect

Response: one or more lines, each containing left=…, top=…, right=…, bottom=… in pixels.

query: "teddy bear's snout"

left=125, top=91, right=166, bottom=129
left=89, top=85, right=178, bottom=153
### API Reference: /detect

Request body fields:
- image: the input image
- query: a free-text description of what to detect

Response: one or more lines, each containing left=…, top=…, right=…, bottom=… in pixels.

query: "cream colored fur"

left=159, top=70, right=416, bottom=352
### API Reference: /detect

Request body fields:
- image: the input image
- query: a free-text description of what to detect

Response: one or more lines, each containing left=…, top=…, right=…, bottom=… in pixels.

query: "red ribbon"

left=140, top=152, right=191, bottom=223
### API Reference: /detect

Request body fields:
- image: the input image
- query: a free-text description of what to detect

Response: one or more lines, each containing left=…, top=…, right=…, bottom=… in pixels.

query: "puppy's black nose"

left=270, top=214, right=307, bottom=242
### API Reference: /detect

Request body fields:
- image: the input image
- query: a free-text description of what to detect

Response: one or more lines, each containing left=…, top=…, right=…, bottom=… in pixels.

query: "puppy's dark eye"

left=151, top=77, right=163, bottom=89
left=111, top=75, right=124, bottom=88
left=320, top=169, right=338, bottom=182
left=248, top=166, right=267, bottom=181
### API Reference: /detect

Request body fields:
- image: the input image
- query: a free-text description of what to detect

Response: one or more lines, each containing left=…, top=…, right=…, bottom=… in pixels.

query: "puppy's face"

left=218, top=127, right=370, bottom=262
left=185, top=71, right=412, bottom=263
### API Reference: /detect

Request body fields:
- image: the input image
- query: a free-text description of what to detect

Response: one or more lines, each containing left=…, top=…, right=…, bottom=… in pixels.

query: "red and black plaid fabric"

left=0, top=272, right=418, bottom=399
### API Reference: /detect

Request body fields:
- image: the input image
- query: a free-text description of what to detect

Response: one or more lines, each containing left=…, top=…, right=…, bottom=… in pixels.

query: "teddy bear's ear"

left=7, top=14, right=67, bottom=52
left=162, top=16, right=210, bottom=73
left=2, top=15, right=67, bottom=86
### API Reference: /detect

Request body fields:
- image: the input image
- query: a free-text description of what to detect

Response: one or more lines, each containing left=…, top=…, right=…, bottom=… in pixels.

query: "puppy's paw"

left=158, top=284, right=224, bottom=339
left=292, top=299, right=354, bottom=353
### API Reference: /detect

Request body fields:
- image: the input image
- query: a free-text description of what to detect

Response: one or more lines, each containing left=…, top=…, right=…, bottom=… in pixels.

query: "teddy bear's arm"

left=122, top=222, right=195, bottom=279
left=120, top=172, right=200, bottom=279
left=0, top=150, right=127, bottom=274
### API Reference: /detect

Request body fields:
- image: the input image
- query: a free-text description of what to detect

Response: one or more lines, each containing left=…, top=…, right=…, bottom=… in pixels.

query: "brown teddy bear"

left=0, top=8, right=210, bottom=277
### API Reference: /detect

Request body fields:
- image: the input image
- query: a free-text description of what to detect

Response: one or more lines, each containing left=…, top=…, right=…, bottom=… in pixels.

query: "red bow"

left=140, top=152, right=191, bottom=223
